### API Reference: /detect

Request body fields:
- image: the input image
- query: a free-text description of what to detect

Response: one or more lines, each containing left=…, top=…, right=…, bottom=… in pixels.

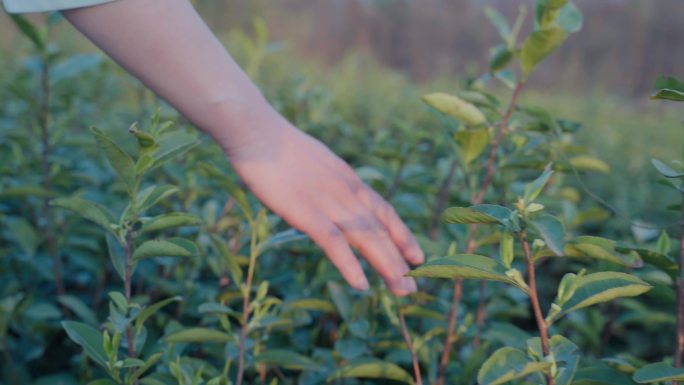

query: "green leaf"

left=656, top=231, right=671, bottom=255
left=489, top=45, right=514, bottom=72
left=556, top=2, right=583, bottom=33
left=51, top=197, right=117, bottom=237
left=108, top=291, right=128, bottom=313
left=530, top=214, right=565, bottom=256
left=57, top=295, right=98, bottom=326
left=422, top=92, right=487, bottom=126
left=284, top=298, right=336, bottom=313
left=133, top=238, right=198, bottom=262
left=520, top=26, right=567, bottom=75
left=90, top=127, right=137, bottom=195
left=633, top=362, right=684, bottom=383
left=651, top=159, right=684, bottom=178
left=408, top=254, right=526, bottom=290
left=484, top=6, right=512, bottom=42
left=442, top=204, right=512, bottom=225
left=500, top=230, right=515, bottom=268
left=327, top=281, right=352, bottom=321
left=61, top=321, right=107, bottom=367
left=554, top=272, right=652, bottom=320
left=10, top=15, right=45, bottom=51
left=455, top=129, right=490, bottom=164
left=616, top=244, right=677, bottom=280
left=130, top=353, right=163, bottom=383
left=655, top=75, right=684, bottom=92
left=140, top=213, right=200, bottom=233
left=651, top=88, right=684, bottom=102
left=134, top=296, right=182, bottom=336
left=164, top=327, right=232, bottom=344
left=151, top=130, right=199, bottom=169
left=477, top=347, right=552, bottom=385
left=527, top=335, right=580, bottom=385
left=569, top=156, right=610, bottom=173
left=254, top=350, right=319, bottom=371
left=574, top=365, right=639, bottom=385
left=210, top=234, right=243, bottom=285
left=135, top=185, right=179, bottom=214
left=524, top=163, right=554, bottom=202
left=565, top=236, right=640, bottom=267
left=327, top=360, right=414, bottom=384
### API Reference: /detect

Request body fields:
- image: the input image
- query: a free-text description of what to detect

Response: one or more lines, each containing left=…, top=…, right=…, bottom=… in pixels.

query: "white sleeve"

left=3, top=0, right=116, bottom=13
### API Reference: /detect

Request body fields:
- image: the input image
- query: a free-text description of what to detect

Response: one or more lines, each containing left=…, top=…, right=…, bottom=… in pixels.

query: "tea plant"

left=1, top=3, right=683, bottom=385
left=53, top=119, right=201, bottom=385
left=631, top=75, right=684, bottom=385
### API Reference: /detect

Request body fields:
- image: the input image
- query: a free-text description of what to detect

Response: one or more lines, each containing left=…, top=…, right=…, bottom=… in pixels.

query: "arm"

left=63, top=0, right=422, bottom=295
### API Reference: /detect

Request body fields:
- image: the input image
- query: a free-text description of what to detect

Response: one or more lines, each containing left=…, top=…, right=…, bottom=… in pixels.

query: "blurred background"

left=1, top=0, right=682, bottom=228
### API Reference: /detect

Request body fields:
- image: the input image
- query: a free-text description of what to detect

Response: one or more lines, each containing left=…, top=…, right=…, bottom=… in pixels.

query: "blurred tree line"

left=200, top=0, right=684, bottom=95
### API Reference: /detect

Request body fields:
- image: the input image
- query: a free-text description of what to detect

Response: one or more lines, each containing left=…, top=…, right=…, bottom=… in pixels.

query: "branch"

left=399, top=311, right=423, bottom=385
left=435, top=80, right=526, bottom=385
left=520, top=230, right=553, bottom=385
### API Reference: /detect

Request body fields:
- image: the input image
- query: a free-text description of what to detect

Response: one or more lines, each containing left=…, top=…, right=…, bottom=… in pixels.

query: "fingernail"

left=356, top=276, right=370, bottom=291
left=391, top=277, right=417, bottom=296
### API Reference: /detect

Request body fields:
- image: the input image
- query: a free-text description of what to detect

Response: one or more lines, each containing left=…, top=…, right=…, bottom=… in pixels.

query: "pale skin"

left=62, top=0, right=423, bottom=295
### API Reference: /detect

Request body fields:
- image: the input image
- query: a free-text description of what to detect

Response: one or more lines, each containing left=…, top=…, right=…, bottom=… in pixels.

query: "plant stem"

left=236, top=219, right=259, bottom=385
left=675, top=193, right=684, bottom=380
left=38, top=54, right=67, bottom=312
left=473, top=280, right=488, bottom=349
left=399, top=310, right=423, bottom=385
left=520, top=230, right=553, bottom=385
left=435, top=81, right=526, bottom=385
left=124, top=228, right=137, bottom=360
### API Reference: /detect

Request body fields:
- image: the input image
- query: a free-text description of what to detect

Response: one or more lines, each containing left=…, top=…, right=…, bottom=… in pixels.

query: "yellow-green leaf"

left=423, top=92, right=487, bottom=126
left=478, top=347, right=552, bottom=385
left=520, top=26, right=566, bottom=75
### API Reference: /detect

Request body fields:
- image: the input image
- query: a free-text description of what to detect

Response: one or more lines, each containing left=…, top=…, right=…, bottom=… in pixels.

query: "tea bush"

left=1, top=2, right=683, bottom=385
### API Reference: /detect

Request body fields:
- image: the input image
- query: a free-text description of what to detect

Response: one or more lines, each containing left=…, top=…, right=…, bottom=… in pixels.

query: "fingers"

left=361, top=188, right=425, bottom=265
left=304, top=218, right=370, bottom=292
left=336, top=213, right=417, bottom=296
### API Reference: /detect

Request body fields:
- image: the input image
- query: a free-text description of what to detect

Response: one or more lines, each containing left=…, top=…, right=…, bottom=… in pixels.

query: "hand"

left=224, top=113, right=424, bottom=296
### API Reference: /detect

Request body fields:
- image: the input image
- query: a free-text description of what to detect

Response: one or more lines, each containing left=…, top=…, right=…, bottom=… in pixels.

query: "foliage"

left=0, top=5, right=682, bottom=385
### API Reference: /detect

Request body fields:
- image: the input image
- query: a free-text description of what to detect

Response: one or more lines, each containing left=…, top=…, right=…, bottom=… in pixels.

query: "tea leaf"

left=523, top=163, right=554, bottom=202
left=408, top=254, right=526, bottom=290
left=9, top=15, right=45, bottom=51
left=422, top=92, right=487, bottom=127
left=51, top=197, right=117, bottom=237
left=327, top=360, right=414, bottom=384
left=164, top=327, right=232, bottom=343
left=530, top=214, right=565, bottom=256
left=455, top=129, right=490, bottom=164
left=484, top=6, right=512, bottom=42
left=284, top=298, right=335, bottom=313
left=651, top=159, right=684, bottom=178
left=520, top=26, right=566, bottom=75
left=442, top=204, right=512, bottom=225
left=57, top=295, right=98, bottom=326
left=133, top=238, right=198, bottom=261
left=477, top=347, right=552, bottom=385
left=555, top=272, right=652, bottom=320
left=134, top=296, right=182, bottom=336
left=91, top=127, right=137, bottom=195
left=140, top=213, right=201, bottom=233
left=633, top=362, right=684, bottom=383
left=61, top=321, right=107, bottom=367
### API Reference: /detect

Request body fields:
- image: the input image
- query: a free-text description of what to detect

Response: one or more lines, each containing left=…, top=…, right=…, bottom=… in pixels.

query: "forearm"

left=63, top=0, right=281, bottom=155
